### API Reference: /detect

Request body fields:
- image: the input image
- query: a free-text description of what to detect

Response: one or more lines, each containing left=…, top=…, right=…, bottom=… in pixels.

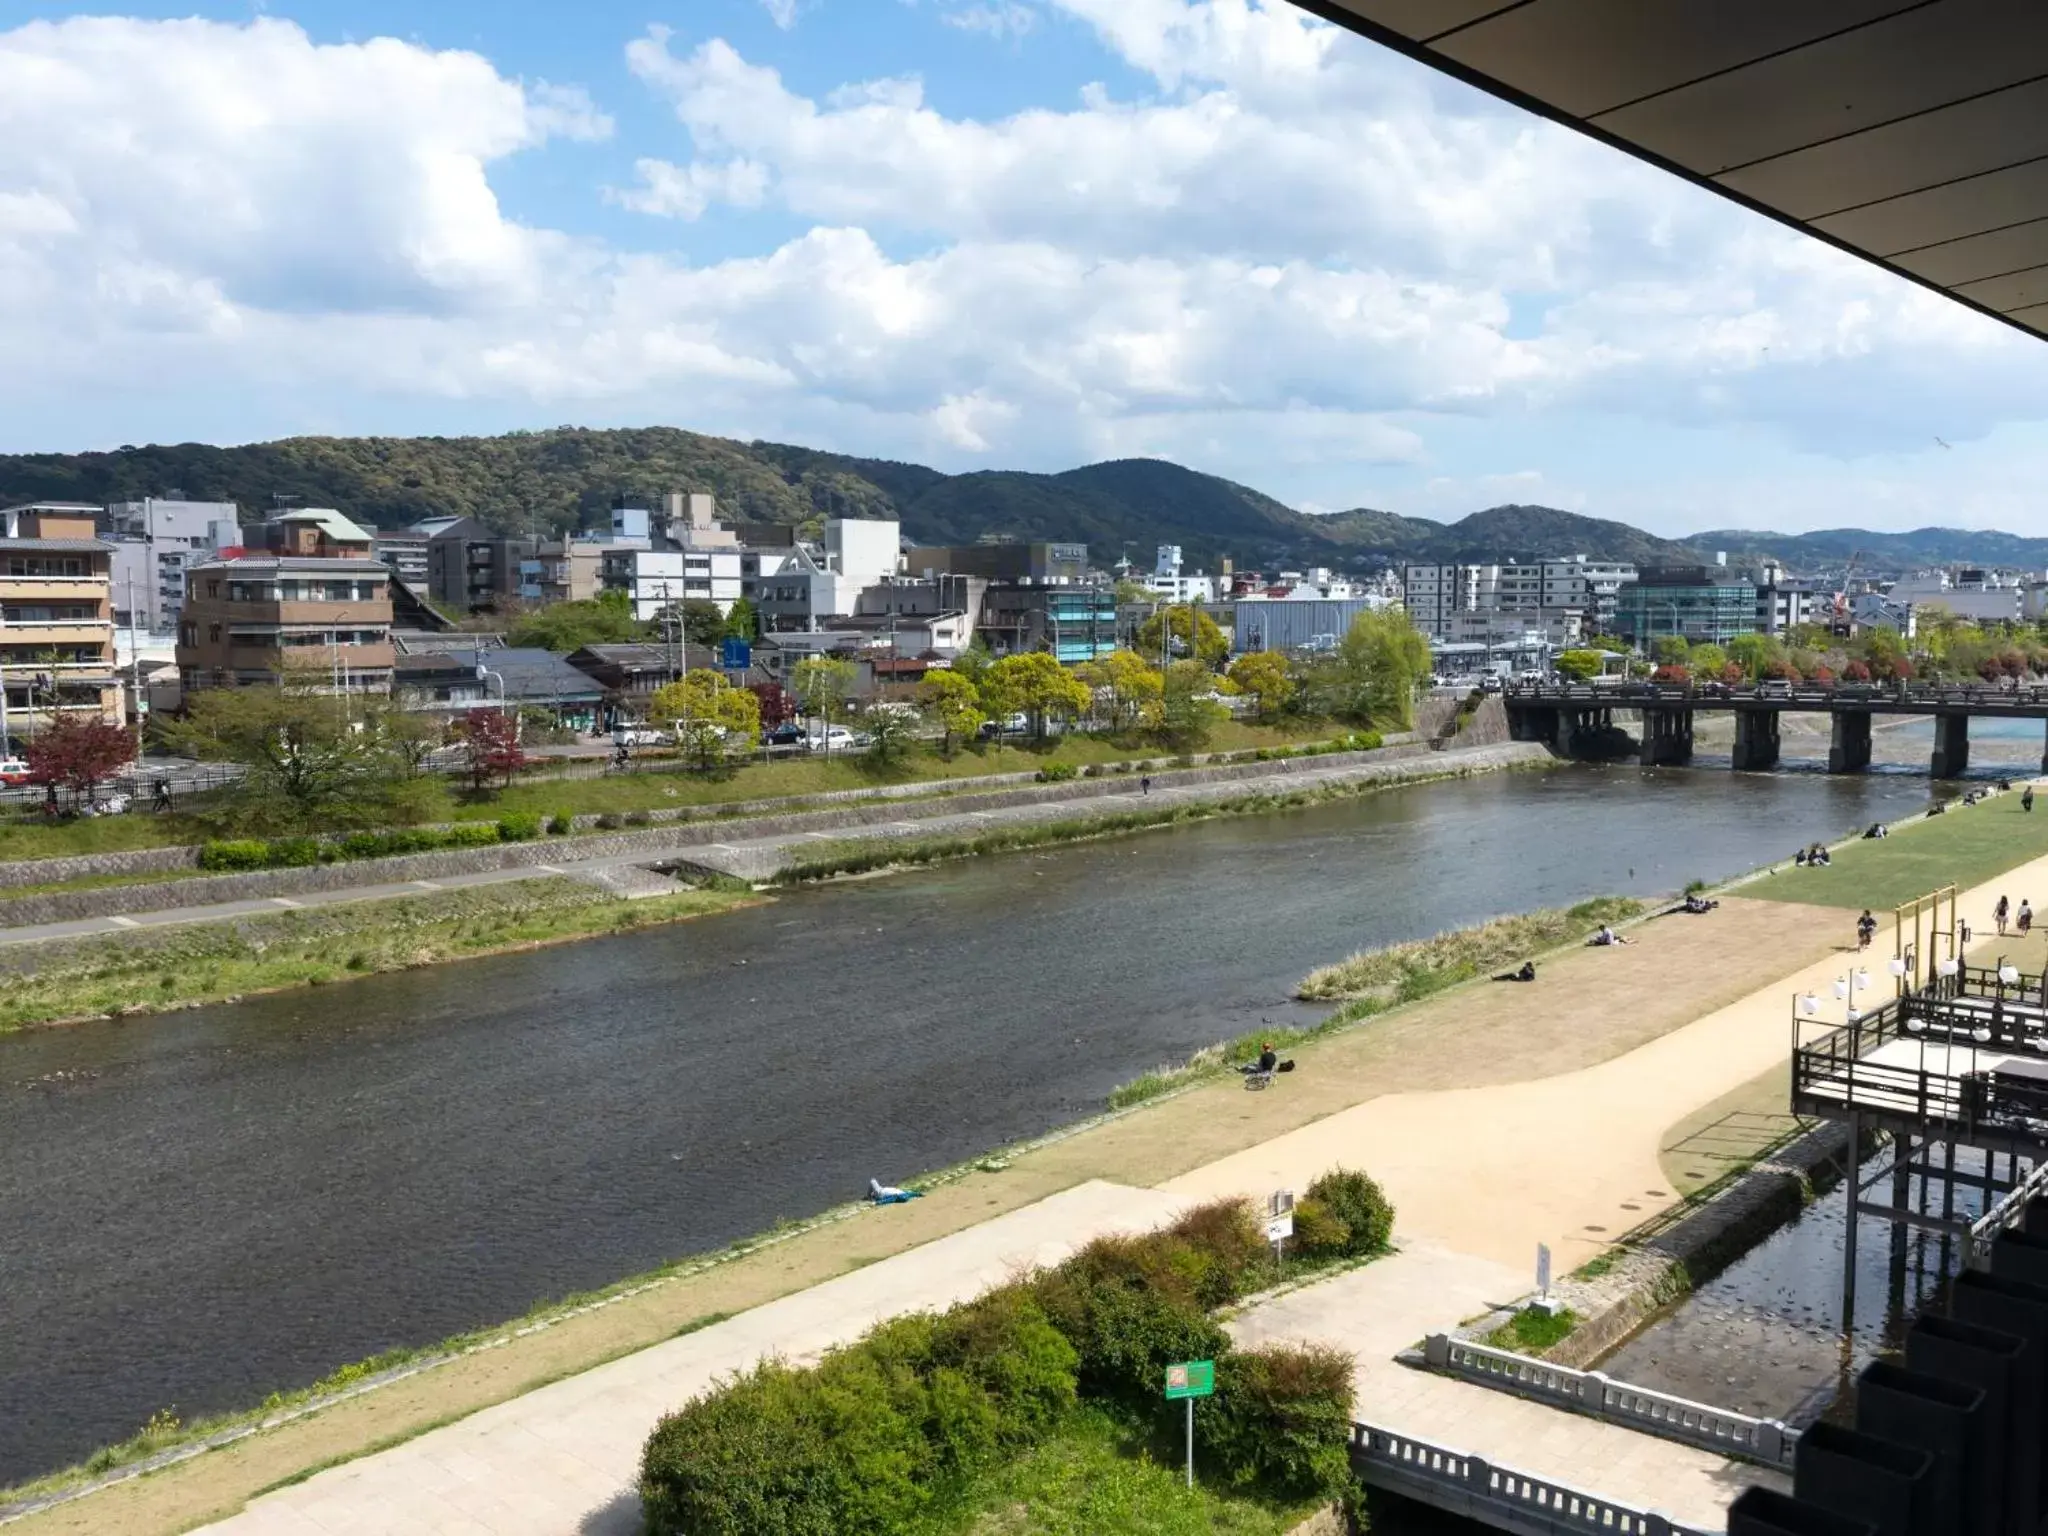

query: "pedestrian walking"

left=1140, top=775, right=1151, bottom=796
left=151, top=778, right=172, bottom=812
left=1857, top=909, right=1878, bottom=950
left=1997, top=895, right=2011, bottom=936
left=2026, top=785, right=2037, bottom=813
left=2021, top=900, right=2034, bottom=937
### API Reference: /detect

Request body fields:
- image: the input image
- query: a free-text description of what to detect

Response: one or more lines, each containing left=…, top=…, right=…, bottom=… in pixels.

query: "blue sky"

left=2, top=0, right=2045, bottom=537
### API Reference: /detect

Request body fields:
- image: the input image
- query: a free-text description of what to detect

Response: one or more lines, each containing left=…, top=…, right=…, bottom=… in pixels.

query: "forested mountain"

left=0, top=426, right=2031, bottom=573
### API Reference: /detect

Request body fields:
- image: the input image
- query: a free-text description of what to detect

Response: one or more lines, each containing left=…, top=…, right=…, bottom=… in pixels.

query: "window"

left=209, top=624, right=222, bottom=643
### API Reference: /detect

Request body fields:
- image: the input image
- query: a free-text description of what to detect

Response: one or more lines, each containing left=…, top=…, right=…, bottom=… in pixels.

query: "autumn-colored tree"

left=915, top=669, right=985, bottom=755
left=982, top=652, right=1091, bottom=741
left=650, top=670, right=762, bottom=770
left=453, top=709, right=526, bottom=792
left=25, top=715, right=133, bottom=802
left=1842, top=659, right=1873, bottom=683
left=1133, top=605, right=1229, bottom=669
left=1650, top=664, right=1691, bottom=685
left=1226, top=650, right=1296, bottom=720
left=1079, top=650, right=1164, bottom=731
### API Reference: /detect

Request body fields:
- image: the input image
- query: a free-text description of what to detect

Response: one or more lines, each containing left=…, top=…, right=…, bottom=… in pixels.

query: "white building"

left=744, top=519, right=903, bottom=631
left=105, top=497, right=242, bottom=633
left=1887, top=568, right=2027, bottom=625
left=1143, top=545, right=1219, bottom=604
left=1402, top=556, right=1633, bottom=638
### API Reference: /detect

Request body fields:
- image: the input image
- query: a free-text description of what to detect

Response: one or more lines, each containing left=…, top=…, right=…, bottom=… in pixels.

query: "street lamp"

left=1834, top=966, right=1875, bottom=1022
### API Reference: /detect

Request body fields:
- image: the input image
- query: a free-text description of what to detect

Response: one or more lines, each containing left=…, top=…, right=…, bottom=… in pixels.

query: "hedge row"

left=197, top=814, right=548, bottom=871
left=639, top=1168, right=1395, bottom=1535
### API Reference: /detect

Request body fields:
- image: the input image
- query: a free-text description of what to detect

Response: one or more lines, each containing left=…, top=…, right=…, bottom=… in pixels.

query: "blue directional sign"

left=721, top=638, right=752, bottom=671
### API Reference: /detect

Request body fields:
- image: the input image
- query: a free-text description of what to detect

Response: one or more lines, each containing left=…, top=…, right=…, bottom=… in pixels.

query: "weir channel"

left=0, top=765, right=1953, bottom=1483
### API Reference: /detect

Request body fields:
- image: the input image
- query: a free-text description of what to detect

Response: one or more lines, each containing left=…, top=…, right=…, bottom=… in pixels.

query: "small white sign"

left=1536, top=1242, right=1552, bottom=1301
left=1265, top=1213, right=1294, bottom=1244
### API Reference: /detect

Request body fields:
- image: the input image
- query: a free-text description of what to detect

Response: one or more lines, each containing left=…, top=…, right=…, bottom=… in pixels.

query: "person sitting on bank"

left=1493, top=960, right=1538, bottom=982
left=1683, top=893, right=1719, bottom=914
left=1588, top=925, right=1632, bottom=947
left=1239, top=1042, right=1281, bottom=1078
left=1795, top=848, right=1809, bottom=866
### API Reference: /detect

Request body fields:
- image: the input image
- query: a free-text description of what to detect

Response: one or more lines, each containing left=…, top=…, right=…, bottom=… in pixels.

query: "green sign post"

left=1163, top=1359, right=1215, bottom=1488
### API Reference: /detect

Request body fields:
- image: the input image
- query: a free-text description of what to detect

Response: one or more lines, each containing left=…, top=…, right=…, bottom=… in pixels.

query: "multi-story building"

left=370, top=529, right=431, bottom=591
left=979, top=582, right=1118, bottom=662
left=907, top=541, right=1086, bottom=585
left=1887, top=567, right=2028, bottom=625
left=1402, top=556, right=1634, bottom=638
left=176, top=550, right=394, bottom=695
left=1744, top=561, right=1831, bottom=636
left=0, top=502, right=124, bottom=736
left=104, top=497, right=242, bottom=634
left=1234, top=598, right=1393, bottom=655
left=517, top=537, right=605, bottom=605
left=416, top=517, right=536, bottom=614
left=1400, top=563, right=1496, bottom=636
left=743, top=518, right=902, bottom=631
left=1613, top=566, right=1759, bottom=648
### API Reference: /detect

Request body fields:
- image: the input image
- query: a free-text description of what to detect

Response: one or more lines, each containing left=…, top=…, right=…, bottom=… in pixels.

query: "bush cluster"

left=197, top=820, right=519, bottom=872
left=1034, top=762, right=1079, bottom=783
left=639, top=1195, right=1365, bottom=1534
left=1250, top=731, right=1383, bottom=763
left=1290, top=1168, right=1396, bottom=1263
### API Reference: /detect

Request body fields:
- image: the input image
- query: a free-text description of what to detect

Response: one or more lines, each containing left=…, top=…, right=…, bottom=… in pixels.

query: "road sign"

left=721, top=637, right=752, bottom=671
left=1264, top=1212, right=1294, bottom=1243
left=1163, top=1359, right=1214, bottom=1400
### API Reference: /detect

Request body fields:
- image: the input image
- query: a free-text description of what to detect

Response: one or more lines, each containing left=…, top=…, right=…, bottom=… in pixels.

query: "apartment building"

left=370, top=529, right=431, bottom=590
left=176, top=508, right=394, bottom=694
left=1613, top=566, right=1759, bottom=648
left=416, top=517, right=536, bottom=614
left=517, top=537, right=605, bottom=604
left=104, top=497, right=242, bottom=634
left=0, top=503, right=124, bottom=734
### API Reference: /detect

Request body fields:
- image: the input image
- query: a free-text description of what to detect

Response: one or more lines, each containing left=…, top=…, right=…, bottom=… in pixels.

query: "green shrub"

left=1031, top=1233, right=1230, bottom=1407
left=1290, top=1197, right=1351, bottom=1260
left=1204, top=1343, right=1356, bottom=1502
left=1035, top=762, right=1078, bottom=783
left=269, top=836, right=323, bottom=868
left=496, top=813, right=543, bottom=843
left=546, top=811, right=575, bottom=836
left=1165, top=1199, right=1270, bottom=1307
left=198, top=839, right=273, bottom=871
left=1305, top=1168, right=1394, bottom=1257
left=444, top=822, right=503, bottom=849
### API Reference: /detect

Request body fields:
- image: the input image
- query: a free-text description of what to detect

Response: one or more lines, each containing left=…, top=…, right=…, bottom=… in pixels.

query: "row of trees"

left=1560, top=619, right=2048, bottom=689
left=502, top=590, right=759, bottom=655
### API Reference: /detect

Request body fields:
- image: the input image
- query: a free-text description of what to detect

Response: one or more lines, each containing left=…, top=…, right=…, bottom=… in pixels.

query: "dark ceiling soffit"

left=1287, top=0, right=2044, bottom=345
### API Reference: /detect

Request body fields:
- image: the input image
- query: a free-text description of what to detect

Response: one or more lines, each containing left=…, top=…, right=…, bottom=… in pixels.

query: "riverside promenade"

left=19, top=798, right=2046, bottom=1536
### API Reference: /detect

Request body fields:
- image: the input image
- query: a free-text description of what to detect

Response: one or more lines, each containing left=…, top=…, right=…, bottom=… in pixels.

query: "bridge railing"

left=1349, top=1420, right=1712, bottom=1536
left=1419, top=1336, right=1795, bottom=1469
left=1505, top=679, right=2048, bottom=709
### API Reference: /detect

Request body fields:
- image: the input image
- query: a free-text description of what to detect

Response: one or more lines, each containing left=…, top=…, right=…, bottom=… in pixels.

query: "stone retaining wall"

left=0, top=741, right=1531, bottom=930
left=0, top=843, right=203, bottom=890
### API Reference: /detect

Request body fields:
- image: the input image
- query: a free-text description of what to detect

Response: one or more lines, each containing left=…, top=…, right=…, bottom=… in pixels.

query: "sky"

left=3, top=0, right=2046, bottom=537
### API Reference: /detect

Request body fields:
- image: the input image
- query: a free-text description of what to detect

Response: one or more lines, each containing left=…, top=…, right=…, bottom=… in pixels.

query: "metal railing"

left=1420, top=1336, right=1794, bottom=1469
left=1793, top=998, right=2048, bottom=1138
left=1349, top=1421, right=1710, bottom=1536
left=1505, top=678, right=2048, bottom=712
left=1966, top=1156, right=2048, bottom=1269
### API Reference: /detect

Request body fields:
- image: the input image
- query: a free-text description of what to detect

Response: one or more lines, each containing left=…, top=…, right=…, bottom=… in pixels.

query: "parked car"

left=806, top=725, right=858, bottom=751
left=0, top=758, right=30, bottom=786
left=614, top=726, right=670, bottom=747
left=762, top=723, right=805, bottom=747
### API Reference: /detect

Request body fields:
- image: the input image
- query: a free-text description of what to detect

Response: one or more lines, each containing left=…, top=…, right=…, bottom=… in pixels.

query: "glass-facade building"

left=1612, top=567, right=1759, bottom=647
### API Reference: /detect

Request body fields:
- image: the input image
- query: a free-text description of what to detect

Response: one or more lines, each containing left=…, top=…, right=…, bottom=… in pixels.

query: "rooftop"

left=0, top=537, right=116, bottom=553
left=190, top=556, right=391, bottom=574
left=270, top=507, right=373, bottom=544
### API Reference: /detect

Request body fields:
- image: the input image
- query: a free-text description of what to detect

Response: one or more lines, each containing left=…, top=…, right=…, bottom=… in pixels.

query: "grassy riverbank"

left=1748, top=787, right=2048, bottom=909
left=775, top=753, right=1540, bottom=884
left=0, top=879, right=758, bottom=1034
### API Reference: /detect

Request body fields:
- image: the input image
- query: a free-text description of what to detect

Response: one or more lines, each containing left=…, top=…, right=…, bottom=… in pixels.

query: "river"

left=0, top=765, right=1954, bottom=1482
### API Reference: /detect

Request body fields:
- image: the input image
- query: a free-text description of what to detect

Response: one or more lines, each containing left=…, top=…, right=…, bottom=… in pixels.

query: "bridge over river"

left=1506, top=681, right=2048, bottom=778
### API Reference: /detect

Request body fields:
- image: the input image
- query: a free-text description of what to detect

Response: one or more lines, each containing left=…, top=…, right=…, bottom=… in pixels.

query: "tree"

left=1302, top=610, right=1431, bottom=728
left=678, top=600, right=727, bottom=648
left=1652, top=635, right=1691, bottom=666
left=916, top=669, right=985, bottom=756
left=790, top=656, right=859, bottom=753
left=505, top=590, right=647, bottom=652
left=1554, top=649, right=1602, bottom=682
left=163, top=683, right=412, bottom=830
left=25, top=715, right=133, bottom=802
left=452, top=709, right=526, bottom=792
left=1227, top=650, right=1295, bottom=720
left=1842, top=659, right=1873, bottom=683
left=1133, top=605, right=1229, bottom=670
left=1650, top=664, right=1691, bottom=685
left=1727, top=633, right=1778, bottom=680
left=1687, top=643, right=1728, bottom=677
left=951, top=637, right=994, bottom=692
left=650, top=670, right=762, bottom=771
left=1861, top=626, right=1907, bottom=680
left=862, top=706, right=919, bottom=766
left=1079, top=650, right=1164, bottom=732
left=722, top=596, right=758, bottom=641
left=1112, top=579, right=1154, bottom=605
left=1159, top=659, right=1228, bottom=748
left=982, top=652, right=1091, bottom=741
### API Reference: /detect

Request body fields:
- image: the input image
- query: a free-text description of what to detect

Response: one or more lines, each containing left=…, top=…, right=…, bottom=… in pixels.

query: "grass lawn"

left=1745, top=792, right=2048, bottom=911
left=913, top=1408, right=1322, bottom=1536
left=0, top=879, right=756, bottom=1033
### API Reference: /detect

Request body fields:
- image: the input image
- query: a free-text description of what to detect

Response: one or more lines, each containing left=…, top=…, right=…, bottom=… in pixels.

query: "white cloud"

left=760, top=0, right=801, bottom=30
left=4, top=6, right=2047, bottom=538
left=940, top=2, right=1039, bottom=40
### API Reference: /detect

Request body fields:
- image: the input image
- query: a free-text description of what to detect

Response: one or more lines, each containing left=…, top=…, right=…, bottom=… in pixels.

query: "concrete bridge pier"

left=1639, top=706, right=1694, bottom=766
left=1931, top=713, right=1970, bottom=779
left=1828, top=711, right=1873, bottom=774
left=1730, top=709, right=1780, bottom=772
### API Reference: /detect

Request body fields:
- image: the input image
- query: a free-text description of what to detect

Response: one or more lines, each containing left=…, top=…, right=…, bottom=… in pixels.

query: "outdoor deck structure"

left=1506, top=680, right=2048, bottom=777
left=1789, top=890, right=2048, bottom=1336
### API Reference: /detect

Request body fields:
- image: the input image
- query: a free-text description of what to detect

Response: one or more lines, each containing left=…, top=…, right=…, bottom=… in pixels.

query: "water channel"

left=0, top=762, right=1972, bottom=1481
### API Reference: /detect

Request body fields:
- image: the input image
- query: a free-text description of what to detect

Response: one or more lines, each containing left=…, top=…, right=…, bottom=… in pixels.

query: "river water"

left=0, top=765, right=1961, bottom=1481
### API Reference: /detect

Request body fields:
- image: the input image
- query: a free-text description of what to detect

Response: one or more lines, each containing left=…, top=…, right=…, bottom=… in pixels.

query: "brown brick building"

left=0, top=502, right=124, bottom=738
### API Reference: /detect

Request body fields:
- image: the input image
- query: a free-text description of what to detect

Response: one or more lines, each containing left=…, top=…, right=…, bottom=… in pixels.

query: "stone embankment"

left=0, top=740, right=1551, bottom=928
left=0, top=741, right=1540, bottom=933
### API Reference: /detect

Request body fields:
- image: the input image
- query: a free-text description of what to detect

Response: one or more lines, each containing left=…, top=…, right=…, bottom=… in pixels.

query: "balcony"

left=218, top=642, right=397, bottom=673
left=196, top=600, right=393, bottom=626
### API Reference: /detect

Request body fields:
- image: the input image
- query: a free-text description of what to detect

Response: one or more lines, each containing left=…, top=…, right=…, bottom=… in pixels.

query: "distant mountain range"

left=0, top=426, right=2034, bottom=575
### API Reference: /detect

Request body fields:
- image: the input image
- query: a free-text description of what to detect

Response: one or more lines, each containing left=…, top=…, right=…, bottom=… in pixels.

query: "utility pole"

left=125, top=574, right=144, bottom=761
left=0, top=606, right=11, bottom=758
